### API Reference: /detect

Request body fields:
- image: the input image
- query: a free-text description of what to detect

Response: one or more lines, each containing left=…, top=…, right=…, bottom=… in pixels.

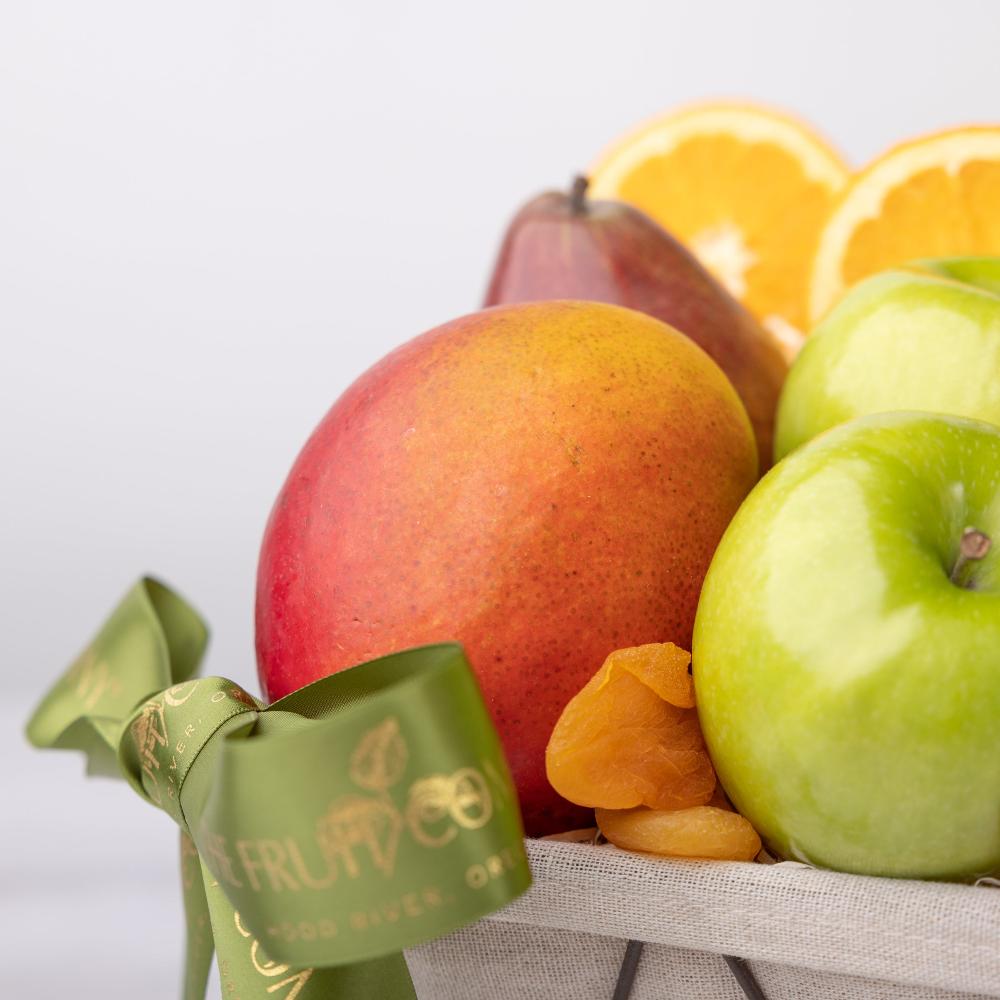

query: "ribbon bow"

left=27, top=578, right=531, bottom=999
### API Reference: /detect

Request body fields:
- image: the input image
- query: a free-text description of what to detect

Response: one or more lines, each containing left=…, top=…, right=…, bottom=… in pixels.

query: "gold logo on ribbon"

left=130, top=698, right=168, bottom=804
left=198, top=714, right=512, bottom=893
left=234, top=910, right=314, bottom=999
left=309, top=716, right=499, bottom=880
left=349, top=717, right=407, bottom=791
left=164, top=681, right=198, bottom=706
left=316, top=794, right=403, bottom=878
left=406, top=767, right=493, bottom=847
left=67, top=648, right=122, bottom=710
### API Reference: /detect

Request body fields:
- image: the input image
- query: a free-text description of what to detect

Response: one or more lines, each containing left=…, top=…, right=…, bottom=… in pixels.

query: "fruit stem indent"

left=950, top=528, right=992, bottom=588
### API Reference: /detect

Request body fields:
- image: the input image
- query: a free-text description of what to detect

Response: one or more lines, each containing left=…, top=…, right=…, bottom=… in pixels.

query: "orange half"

left=810, top=126, right=1000, bottom=323
left=589, top=101, right=850, bottom=334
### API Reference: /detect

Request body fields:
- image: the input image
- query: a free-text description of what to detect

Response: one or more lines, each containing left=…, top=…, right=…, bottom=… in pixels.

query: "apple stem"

left=569, top=175, right=590, bottom=215
left=950, top=527, right=992, bottom=587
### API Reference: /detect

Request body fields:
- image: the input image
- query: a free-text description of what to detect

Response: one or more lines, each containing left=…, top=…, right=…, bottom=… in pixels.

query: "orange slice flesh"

left=810, top=127, right=1000, bottom=323
left=589, top=102, right=850, bottom=335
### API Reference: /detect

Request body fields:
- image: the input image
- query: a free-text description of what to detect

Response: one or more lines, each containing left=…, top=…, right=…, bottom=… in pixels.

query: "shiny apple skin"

left=775, top=257, right=1000, bottom=460
left=484, top=189, right=788, bottom=467
left=694, top=411, right=1000, bottom=879
left=257, top=301, right=757, bottom=836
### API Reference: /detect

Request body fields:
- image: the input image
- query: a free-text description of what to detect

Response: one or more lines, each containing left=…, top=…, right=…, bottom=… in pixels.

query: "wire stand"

left=611, top=940, right=768, bottom=999
left=611, top=940, right=645, bottom=999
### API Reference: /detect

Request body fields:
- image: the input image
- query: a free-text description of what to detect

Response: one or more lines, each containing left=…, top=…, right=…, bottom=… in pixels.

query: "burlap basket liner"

left=405, top=838, right=1000, bottom=999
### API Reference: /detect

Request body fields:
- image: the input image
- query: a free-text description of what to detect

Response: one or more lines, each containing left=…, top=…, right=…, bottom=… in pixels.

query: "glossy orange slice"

left=590, top=101, right=849, bottom=335
left=810, top=127, right=1000, bottom=322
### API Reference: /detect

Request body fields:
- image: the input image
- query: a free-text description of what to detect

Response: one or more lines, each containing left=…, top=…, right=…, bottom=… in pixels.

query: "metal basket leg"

left=610, top=941, right=768, bottom=1000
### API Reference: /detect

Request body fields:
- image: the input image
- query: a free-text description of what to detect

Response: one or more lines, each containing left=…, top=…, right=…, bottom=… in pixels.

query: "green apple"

left=693, top=411, right=1000, bottom=880
left=775, top=257, right=1000, bottom=462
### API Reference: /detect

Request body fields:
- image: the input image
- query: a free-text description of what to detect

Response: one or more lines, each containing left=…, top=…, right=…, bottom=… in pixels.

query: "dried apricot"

left=604, top=643, right=696, bottom=708
left=596, top=805, right=761, bottom=862
left=545, top=643, right=716, bottom=811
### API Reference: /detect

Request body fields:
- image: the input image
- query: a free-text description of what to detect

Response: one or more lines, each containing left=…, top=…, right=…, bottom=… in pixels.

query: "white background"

left=4, top=2, right=1000, bottom=996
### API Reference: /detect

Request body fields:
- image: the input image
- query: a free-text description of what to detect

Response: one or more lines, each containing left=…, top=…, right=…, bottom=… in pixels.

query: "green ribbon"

left=26, top=578, right=531, bottom=999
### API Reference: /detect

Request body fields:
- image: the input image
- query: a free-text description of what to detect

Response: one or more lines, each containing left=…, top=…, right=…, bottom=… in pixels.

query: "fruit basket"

left=24, top=96, right=1000, bottom=1000
left=406, top=839, right=1000, bottom=1000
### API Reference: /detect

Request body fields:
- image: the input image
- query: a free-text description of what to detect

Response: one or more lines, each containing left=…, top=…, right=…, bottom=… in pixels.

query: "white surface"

left=5, top=2, right=1000, bottom=997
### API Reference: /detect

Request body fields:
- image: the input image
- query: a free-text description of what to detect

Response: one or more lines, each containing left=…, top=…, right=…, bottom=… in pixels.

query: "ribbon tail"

left=197, top=857, right=417, bottom=1000
left=180, top=833, right=215, bottom=1000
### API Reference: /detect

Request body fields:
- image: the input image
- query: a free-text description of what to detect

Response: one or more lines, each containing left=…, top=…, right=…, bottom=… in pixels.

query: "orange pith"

left=810, top=126, right=1000, bottom=323
left=589, top=101, right=850, bottom=334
